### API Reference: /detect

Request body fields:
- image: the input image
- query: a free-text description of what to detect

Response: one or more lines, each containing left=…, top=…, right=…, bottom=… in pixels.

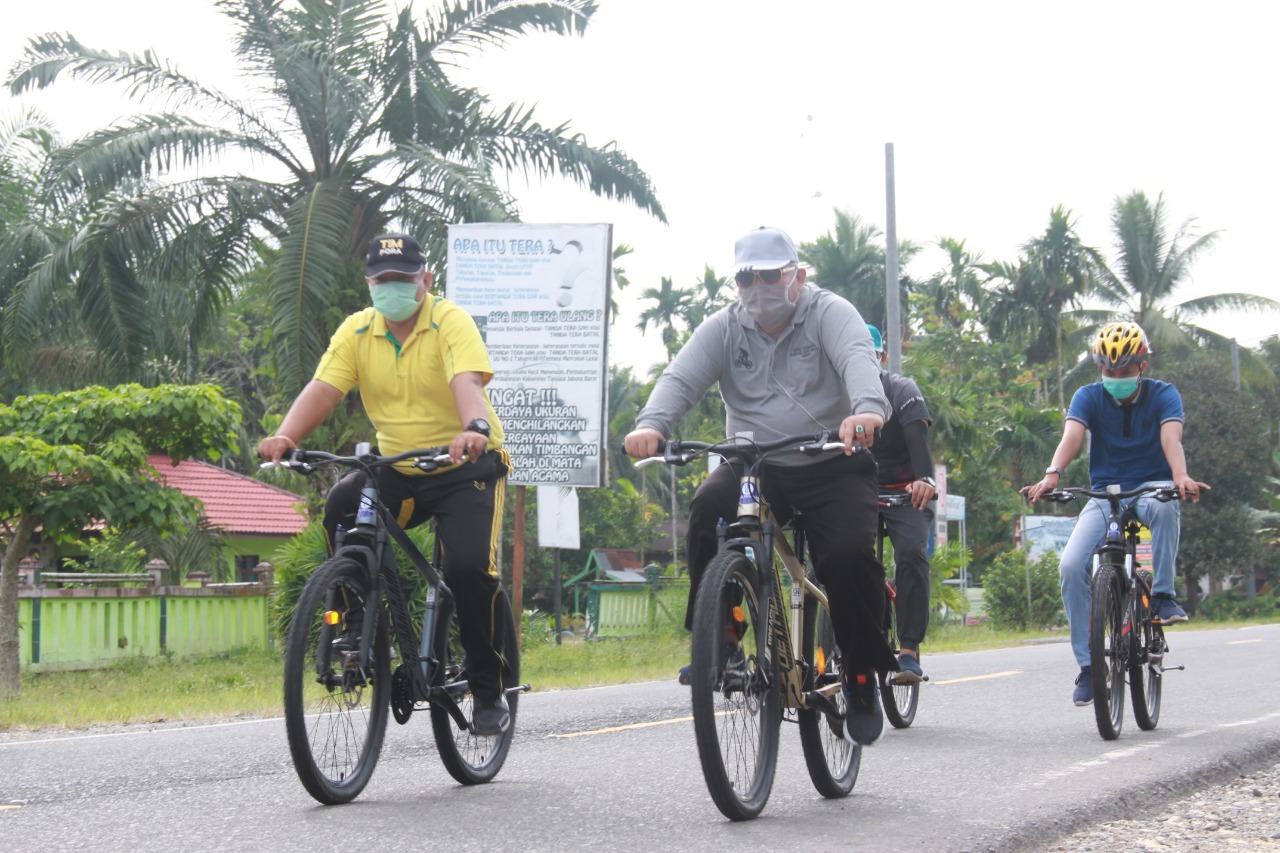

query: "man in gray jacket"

left=623, top=225, right=896, bottom=744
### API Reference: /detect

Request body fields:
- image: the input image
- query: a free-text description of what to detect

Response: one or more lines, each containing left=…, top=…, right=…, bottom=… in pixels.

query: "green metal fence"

left=585, top=579, right=688, bottom=639
left=18, top=584, right=271, bottom=671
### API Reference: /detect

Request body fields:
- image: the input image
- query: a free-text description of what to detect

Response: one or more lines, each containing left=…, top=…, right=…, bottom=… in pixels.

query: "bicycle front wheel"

left=880, top=589, right=918, bottom=729
left=1129, top=570, right=1162, bottom=730
left=1089, top=562, right=1126, bottom=740
left=430, top=597, right=519, bottom=784
left=690, top=550, right=781, bottom=821
left=798, top=594, right=860, bottom=798
left=284, top=556, right=390, bottom=804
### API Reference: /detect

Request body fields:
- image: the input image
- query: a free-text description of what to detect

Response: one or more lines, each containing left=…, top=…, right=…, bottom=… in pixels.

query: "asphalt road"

left=3, top=623, right=1279, bottom=852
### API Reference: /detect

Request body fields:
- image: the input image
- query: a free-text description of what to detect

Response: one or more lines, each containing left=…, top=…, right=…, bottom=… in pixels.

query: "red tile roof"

left=148, top=454, right=309, bottom=536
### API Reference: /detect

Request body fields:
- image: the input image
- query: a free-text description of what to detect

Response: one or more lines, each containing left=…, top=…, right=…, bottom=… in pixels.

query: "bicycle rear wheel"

left=880, top=585, right=918, bottom=729
left=430, top=597, right=519, bottom=784
left=284, top=556, right=390, bottom=804
left=798, top=594, right=860, bottom=798
left=690, top=550, right=781, bottom=821
left=1089, top=562, right=1126, bottom=740
left=1129, top=570, right=1162, bottom=731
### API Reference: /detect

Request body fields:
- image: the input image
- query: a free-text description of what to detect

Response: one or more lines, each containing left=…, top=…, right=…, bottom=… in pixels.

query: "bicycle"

left=637, top=433, right=867, bottom=821
left=877, top=492, right=928, bottom=728
left=1039, top=484, right=1185, bottom=740
left=265, top=443, right=527, bottom=804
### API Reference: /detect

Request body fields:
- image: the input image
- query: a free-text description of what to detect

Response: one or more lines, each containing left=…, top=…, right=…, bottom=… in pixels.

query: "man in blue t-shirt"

left=1022, top=321, right=1209, bottom=707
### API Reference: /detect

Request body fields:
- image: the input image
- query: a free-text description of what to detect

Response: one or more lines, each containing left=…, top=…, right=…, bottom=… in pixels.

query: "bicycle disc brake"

left=391, top=664, right=415, bottom=724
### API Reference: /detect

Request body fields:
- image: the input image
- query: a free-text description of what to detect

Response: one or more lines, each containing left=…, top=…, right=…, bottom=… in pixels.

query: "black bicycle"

left=877, top=492, right=927, bottom=728
left=266, top=444, right=526, bottom=804
left=638, top=433, right=864, bottom=821
left=1040, top=484, right=1184, bottom=740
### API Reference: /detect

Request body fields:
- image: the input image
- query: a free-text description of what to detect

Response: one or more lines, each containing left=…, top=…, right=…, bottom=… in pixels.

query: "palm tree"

left=798, top=208, right=919, bottom=337
left=921, top=237, right=987, bottom=329
left=636, top=275, right=691, bottom=360
left=608, top=242, right=634, bottom=324
left=681, top=264, right=732, bottom=328
left=5, top=0, right=665, bottom=392
left=0, top=107, right=113, bottom=393
left=985, top=207, right=1106, bottom=410
left=1094, top=191, right=1278, bottom=367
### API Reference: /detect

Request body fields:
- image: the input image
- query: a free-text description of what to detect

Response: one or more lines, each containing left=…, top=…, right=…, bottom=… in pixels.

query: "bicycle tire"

left=431, top=597, right=519, bottom=785
left=690, top=550, right=781, bottom=821
left=1089, top=562, right=1126, bottom=740
left=284, top=555, right=390, bottom=804
left=880, top=590, right=918, bottom=729
left=1129, top=570, right=1162, bottom=730
left=798, top=595, right=860, bottom=798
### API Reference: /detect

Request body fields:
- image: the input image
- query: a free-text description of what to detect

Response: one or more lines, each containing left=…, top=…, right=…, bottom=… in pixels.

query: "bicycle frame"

left=271, top=443, right=469, bottom=728
left=643, top=434, right=848, bottom=711
left=1043, top=482, right=1183, bottom=739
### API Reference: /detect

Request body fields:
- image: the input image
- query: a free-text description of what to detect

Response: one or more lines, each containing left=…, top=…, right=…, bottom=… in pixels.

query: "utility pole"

left=884, top=143, right=902, bottom=373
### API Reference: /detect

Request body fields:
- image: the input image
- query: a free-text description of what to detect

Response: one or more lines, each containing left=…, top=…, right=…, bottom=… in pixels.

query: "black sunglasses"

left=734, top=266, right=793, bottom=287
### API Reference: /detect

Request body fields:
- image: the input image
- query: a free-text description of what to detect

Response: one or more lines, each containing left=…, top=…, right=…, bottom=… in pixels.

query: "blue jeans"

left=1056, top=481, right=1181, bottom=667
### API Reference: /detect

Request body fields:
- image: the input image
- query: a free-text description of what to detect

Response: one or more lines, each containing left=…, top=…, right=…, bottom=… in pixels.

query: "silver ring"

left=855, top=425, right=864, bottom=433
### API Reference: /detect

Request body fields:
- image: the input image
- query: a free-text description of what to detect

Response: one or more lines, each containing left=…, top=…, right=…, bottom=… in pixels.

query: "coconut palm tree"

left=922, top=236, right=987, bottom=330
left=681, top=264, right=732, bottom=329
left=1094, top=191, right=1277, bottom=373
left=985, top=207, right=1106, bottom=409
left=5, top=0, right=665, bottom=391
left=798, top=208, right=919, bottom=336
left=607, top=242, right=634, bottom=324
left=636, top=275, right=691, bottom=360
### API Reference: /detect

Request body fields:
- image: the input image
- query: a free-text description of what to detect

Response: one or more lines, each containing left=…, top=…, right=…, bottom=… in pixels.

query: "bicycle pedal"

left=803, top=690, right=840, bottom=717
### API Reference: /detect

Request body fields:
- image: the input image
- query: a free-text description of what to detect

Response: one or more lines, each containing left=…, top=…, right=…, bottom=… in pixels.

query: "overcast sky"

left=5, top=1, right=1277, bottom=372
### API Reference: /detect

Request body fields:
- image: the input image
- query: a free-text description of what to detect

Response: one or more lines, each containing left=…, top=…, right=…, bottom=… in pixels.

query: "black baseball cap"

left=366, top=233, right=426, bottom=276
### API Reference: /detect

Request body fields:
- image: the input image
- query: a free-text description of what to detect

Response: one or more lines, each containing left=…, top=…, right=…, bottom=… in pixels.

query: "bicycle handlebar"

left=878, top=493, right=913, bottom=508
left=1038, top=484, right=1181, bottom=505
left=259, top=446, right=456, bottom=475
left=633, top=432, right=850, bottom=470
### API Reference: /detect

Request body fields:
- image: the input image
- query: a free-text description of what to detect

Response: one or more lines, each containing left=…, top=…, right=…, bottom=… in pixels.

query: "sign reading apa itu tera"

left=446, top=223, right=611, bottom=488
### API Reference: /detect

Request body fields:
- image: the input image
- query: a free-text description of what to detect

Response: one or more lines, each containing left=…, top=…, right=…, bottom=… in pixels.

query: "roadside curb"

left=982, top=733, right=1280, bottom=853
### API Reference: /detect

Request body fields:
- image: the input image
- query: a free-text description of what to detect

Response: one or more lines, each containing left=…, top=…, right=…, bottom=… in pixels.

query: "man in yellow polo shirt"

left=258, top=232, right=516, bottom=735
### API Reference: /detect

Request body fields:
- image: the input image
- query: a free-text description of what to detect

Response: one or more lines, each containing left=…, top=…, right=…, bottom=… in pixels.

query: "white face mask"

left=738, top=269, right=799, bottom=328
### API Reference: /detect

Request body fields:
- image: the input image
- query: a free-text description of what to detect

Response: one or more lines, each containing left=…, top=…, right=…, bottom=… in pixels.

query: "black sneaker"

left=472, top=693, right=510, bottom=736
left=842, top=671, right=884, bottom=745
left=678, top=644, right=745, bottom=687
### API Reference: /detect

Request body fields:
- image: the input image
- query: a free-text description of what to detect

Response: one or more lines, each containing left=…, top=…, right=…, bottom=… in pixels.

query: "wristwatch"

left=1045, top=465, right=1064, bottom=477
left=919, top=476, right=937, bottom=489
left=465, top=418, right=491, bottom=437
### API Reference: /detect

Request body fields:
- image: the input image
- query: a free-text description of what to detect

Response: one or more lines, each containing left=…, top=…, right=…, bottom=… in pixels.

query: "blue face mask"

left=369, top=281, right=423, bottom=322
left=1102, top=376, right=1140, bottom=400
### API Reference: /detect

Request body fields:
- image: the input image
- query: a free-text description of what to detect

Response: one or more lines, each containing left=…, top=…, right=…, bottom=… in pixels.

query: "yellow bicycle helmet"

left=1092, top=321, right=1150, bottom=368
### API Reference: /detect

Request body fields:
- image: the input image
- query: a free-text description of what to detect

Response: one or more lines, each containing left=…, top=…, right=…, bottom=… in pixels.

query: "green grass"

left=3, top=618, right=1271, bottom=734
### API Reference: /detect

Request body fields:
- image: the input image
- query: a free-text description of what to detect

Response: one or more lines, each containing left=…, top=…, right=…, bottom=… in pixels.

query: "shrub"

left=982, top=549, right=1063, bottom=631
left=269, top=521, right=436, bottom=641
left=1198, top=588, right=1280, bottom=621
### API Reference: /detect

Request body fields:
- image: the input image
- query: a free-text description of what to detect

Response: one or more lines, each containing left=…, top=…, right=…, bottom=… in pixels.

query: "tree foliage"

left=1156, top=351, right=1274, bottom=605
left=0, top=383, right=242, bottom=697
left=5, top=0, right=665, bottom=393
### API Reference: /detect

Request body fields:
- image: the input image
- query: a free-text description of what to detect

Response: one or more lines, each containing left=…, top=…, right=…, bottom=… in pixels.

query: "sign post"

left=447, top=223, right=611, bottom=637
